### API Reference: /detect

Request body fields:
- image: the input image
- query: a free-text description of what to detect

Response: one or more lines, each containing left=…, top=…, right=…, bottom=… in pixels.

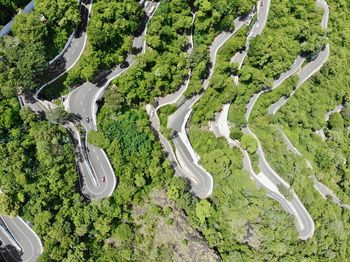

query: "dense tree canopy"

left=65, top=0, right=144, bottom=84
left=0, top=0, right=31, bottom=25
left=1, top=0, right=350, bottom=261
left=0, top=37, right=47, bottom=97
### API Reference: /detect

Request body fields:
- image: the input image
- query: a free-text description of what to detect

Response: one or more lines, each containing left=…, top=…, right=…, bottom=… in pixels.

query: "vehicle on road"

left=120, top=61, right=129, bottom=69
left=148, top=5, right=155, bottom=15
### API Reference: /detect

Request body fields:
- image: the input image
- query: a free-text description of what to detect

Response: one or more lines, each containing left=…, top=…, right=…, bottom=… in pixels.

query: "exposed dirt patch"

left=132, top=189, right=220, bottom=262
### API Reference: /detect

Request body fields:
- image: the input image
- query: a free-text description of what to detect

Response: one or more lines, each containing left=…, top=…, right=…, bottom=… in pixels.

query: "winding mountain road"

left=0, top=216, right=42, bottom=262
left=155, top=13, right=253, bottom=198
left=268, top=0, right=329, bottom=115
left=67, top=1, right=159, bottom=199
left=0, top=1, right=93, bottom=261
left=210, top=0, right=332, bottom=240
left=1, top=1, right=159, bottom=261
left=0, top=0, right=339, bottom=259
left=239, top=0, right=330, bottom=240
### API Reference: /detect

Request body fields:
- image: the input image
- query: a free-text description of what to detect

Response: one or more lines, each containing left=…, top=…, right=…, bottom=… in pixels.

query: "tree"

left=12, top=12, right=48, bottom=43
left=240, top=134, right=257, bottom=154
left=328, top=112, right=344, bottom=130
left=277, top=184, right=292, bottom=201
left=230, top=127, right=243, bottom=140
left=46, top=106, right=70, bottom=124
left=341, top=102, right=350, bottom=126
left=0, top=193, right=19, bottom=216
left=20, top=107, right=37, bottom=125
left=189, top=45, right=209, bottom=69
left=0, top=39, right=48, bottom=96
left=87, top=130, right=110, bottom=149
left=35, top=0, right=80, bottom=29
left=195, top=199, right=212, bottom=224
left=111, top=224, right=133, bottom=244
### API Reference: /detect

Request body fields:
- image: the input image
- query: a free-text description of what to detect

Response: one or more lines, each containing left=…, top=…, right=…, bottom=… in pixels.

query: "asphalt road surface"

left=238, top=0, right=330, bottom=240
left=0, top=1, right=92, bottom=260
left=36, top=0, right=93, bottom=96
left=0, top=216, right=42, bottom=262
left=67, top=1, right=160, bottom=199
left=164, top=14, right=251, bottom=198
left=1, top=0, right=333, bottom=259
left=268, top=0, right=329, bottom=115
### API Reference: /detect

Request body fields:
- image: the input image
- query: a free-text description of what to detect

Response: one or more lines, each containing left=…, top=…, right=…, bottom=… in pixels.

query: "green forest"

left=0, top=0, right=31, bottom=25
left=0, top=0, right=350, bottom=261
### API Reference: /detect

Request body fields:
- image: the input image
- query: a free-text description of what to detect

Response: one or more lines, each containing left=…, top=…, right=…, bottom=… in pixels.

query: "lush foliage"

left=65, top=0, right=144, bottom=84
left=0, top=36, right=47, bottom=97
left=2, top=0, right=350, bottom=261
left=0, top=0, right=31, bottom=25
left=245, top=0, right=350, bottom=260
left=35, top=0, right=80, bottom=57
left=100, top=0, right=192, bottom=108
left=193, top=0, right=255, bottom=46
left=191, top=26, right=247, bottom=124
left=0, top=0, right=80, bottom=97
left=229, top=0, right=325, bottom=128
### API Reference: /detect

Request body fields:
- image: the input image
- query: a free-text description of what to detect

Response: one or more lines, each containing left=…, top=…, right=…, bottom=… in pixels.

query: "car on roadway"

left=86, top=117, right=90, bottom=123
left=148, top=5, right=155, bottom=15
left=102, top=176, right=105, bottom=182
left=120, top=61, right=129, bottom=69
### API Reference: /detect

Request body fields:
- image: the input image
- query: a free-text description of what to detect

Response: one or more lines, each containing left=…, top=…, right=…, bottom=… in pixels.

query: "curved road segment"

left=0, top=1, right=92, bottom=261
left=161, top=14, right=253, bottom=198
left=268, top=0, right=329, bottom=115
left=1, top=1, right=159, bottom=261
left=67, top=1, right=160, bottom=199
left=212, top=0, right=323, bottom=240
left=0, top=216, right=42, bottom=262
left=36, top=0, right=93, bottom=96
left=239, top=0, right=330, bottom=240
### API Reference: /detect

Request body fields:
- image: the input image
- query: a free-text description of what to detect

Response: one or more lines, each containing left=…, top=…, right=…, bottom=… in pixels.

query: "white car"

left=148, top=5, right=155, bottom=15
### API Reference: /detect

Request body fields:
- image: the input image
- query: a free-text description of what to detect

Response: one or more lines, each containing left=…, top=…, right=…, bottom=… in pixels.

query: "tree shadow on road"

left=0, top=243, right=24, bottom=262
